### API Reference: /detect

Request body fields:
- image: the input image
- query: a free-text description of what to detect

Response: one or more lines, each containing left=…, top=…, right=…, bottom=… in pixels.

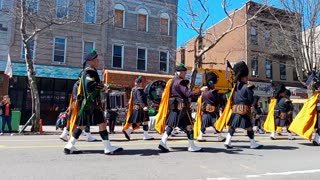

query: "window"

left=280, top=62, right=286, bottom=80
left=160, top=13, right=169, bottom=35
left=114, top=4, right=125, bottom=28
left=250, top=24, right=257, bottom=45
left=293, top=69, right=299, bottom=81
left=84, top=0, right=96, bottom=23
left=53, top=37, right=67, bottom=63
left=265, top=60, right=272, bottom=79
left=26, top=0, right=39, bottom=14
left=137, top=48, right=147, bottom=71
left=138, top=8, right=148, bottom=32
left=251, top=56, right=258, bottom=77
left=56, top=0, right=69, bottom=18
left=112, top=45, right=123, bottom=68
left=21, top=40, right=35, bottom=60
left=265, top=31, right=271, bottom=46
left=83, top=41, right=95, bottom=63
left=160, top=51, right=169, bottom=72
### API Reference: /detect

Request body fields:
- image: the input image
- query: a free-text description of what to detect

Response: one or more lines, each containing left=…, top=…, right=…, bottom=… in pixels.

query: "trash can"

left=0, top=111, right=21, bottom=132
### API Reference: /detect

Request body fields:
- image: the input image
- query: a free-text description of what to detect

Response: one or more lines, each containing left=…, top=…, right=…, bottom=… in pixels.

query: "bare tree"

left=268, top=0, right=320, bottom=86
left=3, top=0, right=111, bottom=132
left=179, top=0, right=269, bottom=89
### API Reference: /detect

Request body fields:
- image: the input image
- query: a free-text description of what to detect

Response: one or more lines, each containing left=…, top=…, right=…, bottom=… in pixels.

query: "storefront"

left=0, top=61, right=81, bottom=125
left=248, top=81, right=273, bottom=112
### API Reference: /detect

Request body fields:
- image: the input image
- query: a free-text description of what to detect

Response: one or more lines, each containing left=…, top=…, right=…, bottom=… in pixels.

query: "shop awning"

left=0, top=60, right=101, bottom=80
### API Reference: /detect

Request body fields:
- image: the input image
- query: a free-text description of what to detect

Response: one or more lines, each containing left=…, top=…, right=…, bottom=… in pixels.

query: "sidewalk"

left=20, top=125, right=147, bottom=135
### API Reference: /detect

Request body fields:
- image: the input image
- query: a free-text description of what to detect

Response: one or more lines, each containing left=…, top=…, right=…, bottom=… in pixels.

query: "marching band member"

left=269, top=84, right=295, bottom=140
left=224, top=61, right=262, bottom=149
left=122, top=76, right=154, bottom=141
left=194, top=72, right=226, bottom=142
left=155, top=63, right=206, bottom=152
left=64, top=49, right=123, bottom=155
left=252, top=96, right=265, bottom=134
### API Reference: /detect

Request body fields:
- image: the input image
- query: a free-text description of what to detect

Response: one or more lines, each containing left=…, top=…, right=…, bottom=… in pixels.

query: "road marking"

left=206, top=169, right=320, bottom=180
left=207, top=178, right=238, bottom=180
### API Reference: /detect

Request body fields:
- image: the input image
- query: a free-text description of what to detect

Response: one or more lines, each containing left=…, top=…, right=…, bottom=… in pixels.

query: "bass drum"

left=144, top=80, right=167, bottom=104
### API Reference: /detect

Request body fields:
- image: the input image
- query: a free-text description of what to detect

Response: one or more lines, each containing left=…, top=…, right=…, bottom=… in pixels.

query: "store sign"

left=248, top=81, right=273, bottom=97
left=287, top=87, right=308, bottom=99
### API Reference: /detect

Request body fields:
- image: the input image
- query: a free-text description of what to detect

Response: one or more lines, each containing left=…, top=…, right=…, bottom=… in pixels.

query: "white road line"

left=206, top=169, right=320, bottom=180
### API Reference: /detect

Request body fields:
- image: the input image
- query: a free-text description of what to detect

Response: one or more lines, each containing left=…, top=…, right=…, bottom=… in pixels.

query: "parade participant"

left=122, top=76, right=154, bottom=140
left=224, top=61, right=262, bottom=149
left=64, top=49, right=123, bottom=155
left=194, top=72, right=226, bottom=142
left=252, top=96, right=265, bottom=134
left=155, top=63, right=206, bottom=152
left=269, top=84, right=295, bottom=140
left=59, top=72, right=97, bottom=142
left=288, top=86, right=320, bottom=145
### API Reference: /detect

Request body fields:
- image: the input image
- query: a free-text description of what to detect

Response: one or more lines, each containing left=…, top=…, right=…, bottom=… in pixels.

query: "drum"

left=104, top=91, right=126, bottom=111
left=144, top=80, right=167, bottom=105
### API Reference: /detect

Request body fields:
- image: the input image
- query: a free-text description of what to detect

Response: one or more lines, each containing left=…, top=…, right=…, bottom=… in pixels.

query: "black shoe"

left=270, top=137, right=276, bottom=140
left=312, top=141, right=319, bottom=146
left=158, top=144, right=169, bottom=152
left=224, top=144, right=233, bottom=149
left=105, top=147, right=124, bottom=155
left=123, top=131, right=131, bottom=141
left=64, top=148, right=82, bottom=155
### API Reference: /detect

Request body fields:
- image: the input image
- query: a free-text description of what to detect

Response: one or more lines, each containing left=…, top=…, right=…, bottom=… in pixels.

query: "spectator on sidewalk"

left=0, top=95, right=14, bottom=136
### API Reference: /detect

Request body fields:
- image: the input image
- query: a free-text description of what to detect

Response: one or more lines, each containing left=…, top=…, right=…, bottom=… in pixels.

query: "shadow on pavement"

left=236, top=145, right=299, bottom=150
left=298, top=142, right=317, bottom=146
left=80, top=149, right=161, bottom=156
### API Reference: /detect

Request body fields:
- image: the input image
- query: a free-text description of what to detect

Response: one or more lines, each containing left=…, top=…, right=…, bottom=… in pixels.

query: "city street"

left=0, top=128, right=320, bottom=180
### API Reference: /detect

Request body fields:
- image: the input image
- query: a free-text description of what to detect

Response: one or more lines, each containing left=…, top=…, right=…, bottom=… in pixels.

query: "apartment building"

left=0, top=0, right=177, bottom=124
left=177, top=1, right=305, bottom=110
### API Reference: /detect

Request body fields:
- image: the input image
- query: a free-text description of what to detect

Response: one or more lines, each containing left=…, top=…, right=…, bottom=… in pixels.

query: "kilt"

left=77, top=108, right=105, bottom=126
left=165, top=108, right=193, bottom=128
left=227, top=113, right=252, bottom=129
left=201, top=112, right=219, bottom=128
left=128, top=108, right=149, bottom=124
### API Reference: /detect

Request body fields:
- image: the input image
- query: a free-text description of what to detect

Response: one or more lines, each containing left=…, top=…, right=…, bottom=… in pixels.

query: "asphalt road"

left=0, top=130, right=319, bottom=180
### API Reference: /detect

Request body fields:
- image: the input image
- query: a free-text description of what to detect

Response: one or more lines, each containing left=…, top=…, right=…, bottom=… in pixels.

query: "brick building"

left=0, top=0, right=177, bottom=124
left=177, top=1, right=305, bottom=110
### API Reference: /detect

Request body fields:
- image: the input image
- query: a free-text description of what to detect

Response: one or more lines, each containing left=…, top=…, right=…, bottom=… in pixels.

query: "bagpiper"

left=64, top=49, right=123, bottom=155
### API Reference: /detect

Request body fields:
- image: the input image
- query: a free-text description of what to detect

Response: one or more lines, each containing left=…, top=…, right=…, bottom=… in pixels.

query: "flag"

left=305, top=71, right=315, bottom=86
left=225, top=60, right=233, bottom=79
left=4, top=54, right=12, bottom=78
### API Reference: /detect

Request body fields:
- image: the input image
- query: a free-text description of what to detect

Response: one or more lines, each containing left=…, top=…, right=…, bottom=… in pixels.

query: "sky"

left=176, top=0, right=279, bottom=47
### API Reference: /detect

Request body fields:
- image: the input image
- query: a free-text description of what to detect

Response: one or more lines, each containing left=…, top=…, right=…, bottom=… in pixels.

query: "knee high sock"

left=99, top=130, right=109, bottom=140
left=143, top=125, right=149, bottom=131
left=84, top=126, right=90, bottom=133
left=166, top=126, right=173, bottom=136
left=72, top=128, right=82, bottom=139
left=186, top=131, right=194, bottom=140
left=228, top=128, right=235, bottom=136
left=201, top=127, right=206, bottom=134
left=247, top=130, right=254, bottom=139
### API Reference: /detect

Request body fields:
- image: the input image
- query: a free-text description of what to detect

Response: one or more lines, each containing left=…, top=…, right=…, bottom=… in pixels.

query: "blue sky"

left=176, top=0, right=279, bottom=47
